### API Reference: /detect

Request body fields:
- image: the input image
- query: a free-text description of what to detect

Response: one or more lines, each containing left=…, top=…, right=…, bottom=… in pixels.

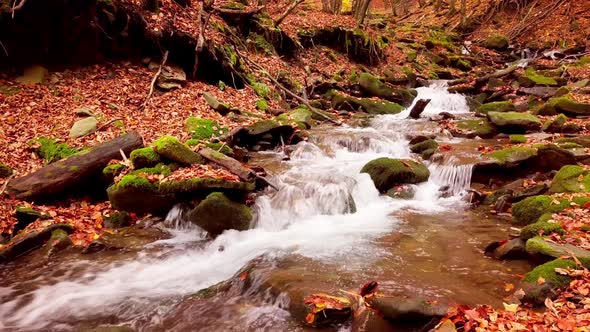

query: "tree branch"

left=275, top=0, right=305, bottom=27
left=139, top=51, right=169, bottom=112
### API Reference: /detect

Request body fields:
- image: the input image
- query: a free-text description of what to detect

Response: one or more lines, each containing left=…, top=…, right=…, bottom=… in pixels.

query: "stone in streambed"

left=107, top=175, right=175, bottom=215
left=520, top=221, right=565, bottom=240
left=549, top=165, right=590, bottom=194
left=130, top=147, right=161, bottom=169
left=487, top=111, right=541, bottom=133
left=331, top=92, right=405, bottom=115
left=0, top=224, right=74, bottom=263
left=361, top=158, right=430, bottom=193
left=525, top=236, right=590, bottom=260
left=511, top=195, right=590, bottom=225
left=476, top=101, right=515, bottom=114
left=69, top=117, right=98, bottom=138
left=358, top=72, right=417, bottom=106
left=187, top=192, right=252, bottom=236
left=452, top=119, right=497, bottom=138
left=540, top=95, right=590, bottom=117
left=364, top=297, right=447, bottom=324
left=487, top=238, right=527, bottom=260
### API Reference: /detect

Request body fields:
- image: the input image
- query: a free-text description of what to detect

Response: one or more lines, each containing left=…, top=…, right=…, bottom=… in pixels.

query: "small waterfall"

left=429, top=157, right=474, bottom=196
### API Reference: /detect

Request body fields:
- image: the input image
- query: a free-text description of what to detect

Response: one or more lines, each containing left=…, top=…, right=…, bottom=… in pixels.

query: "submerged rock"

left=365, top=297, right=447, bottom=324
left=361, top=158, right=430, bottom=193
left=187, top=192, right=252, bottom=236
left=488, top=238, right=527, bottom=260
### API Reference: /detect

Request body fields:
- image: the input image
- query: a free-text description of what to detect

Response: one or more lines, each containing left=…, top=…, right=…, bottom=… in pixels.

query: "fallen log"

left=198, top=147, right=278, bottom=190
left=409, top=99, right=431, bottom=119
left=0, top=224, right=74, bottom=263
left=6, top=132, right=143, bottom=202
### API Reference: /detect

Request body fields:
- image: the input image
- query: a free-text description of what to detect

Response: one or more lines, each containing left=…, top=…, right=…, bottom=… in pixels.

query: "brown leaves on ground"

left=162, top=164, right=241, bottom=182
left=439, top=267, right=590, bottom=331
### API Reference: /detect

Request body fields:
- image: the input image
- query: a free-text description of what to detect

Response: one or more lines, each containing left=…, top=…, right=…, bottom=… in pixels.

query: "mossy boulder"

left=555, top=136, right=590, bottom=148
left=544, top=95, right=590, bottom=116
left=488, top=146, right=537, bottom=164
left=453, top=119, right=497, bottom=138
left=542, top=114, right=567, bottom=133
left=484, top=34, right=509, bottom=50
left=130, top=147, right=160, bottom=169
left=520, top=221, right=565, bottom=240
left=277, top=107, right=313, bottom=129
left=130, top=163, right=172, bottom=177
left=153, top=136, right=204, bottom=165
left=0, top=163, right=13, bottom=178
left=518, top=68, right=559, bottom=87
left=187, top=192, right=252, bottom=236
left=102, top=163, right=126, bottom=183
left=159, top=177, right=255, bottom=194
left=14, top=206, right=50, bottom=233
left=185, top=117, right=227, bottom=140
left=44, top=228, right=72, bottom=253
left=549, top=165, right=590, bottom=194
left=525, top=236, right=590, bottom=260
left=509, top=134, right=527, bottom=144
left=487, top=111, right=541, bottom=133
left=104, top=211, right=132, bottom=229
left=358, top=73, right=417, bottom=106
left=476, top=101, right=515, bottom=114
left=107, top=175, right=175, bottom=215
left=521, top=258, right=581, bottom=304
left=361, top=158, right=430, bottom=193
left=511, top=195, right=590, bottom=224
left=410, top=139, right=438, bottom=154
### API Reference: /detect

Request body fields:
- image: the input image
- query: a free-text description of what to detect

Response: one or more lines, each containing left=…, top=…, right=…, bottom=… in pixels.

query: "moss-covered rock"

left=511, top=195, right=590, bottom=224
left=44, top=228, right=72, bottom=253
left=107, top=175, right=175, bottom=215
left=159, top=178, right=255, bottom=194
left=453, top=119, right=497, bottom=138
left=555, top=136, right=590, bottom=148
left=187, top=192, right=252, bottom=236
left=256, top=99, right=269, bottom=112
left=0, top=163, right=13, bottom=178
left=518, top=68, right=559, bottom=87
left=487, top=111, right=542, bottom=133
left=488, top=146, right=537, bottom=164
left=521, top=258, right=579, bottom=304
left=509, top=134, right=527, bottom=144
left=104, top=211, right=132, bottom=229
left=332, top=93, right=404, bottom=115
left=185, top=117, right=226, bottom=141
left=130, top=147, right=161, bottom=169
left=202, top=92, right=231, bottom=114
left=153, top=136, right=204, bottom=165
left=102, top=163, right=126, bottom=183
left=358, top=73, right=416, bottom=106
left=361, top=158, right=430, bottom=193
left=526, top=236, right=590, bottom=260
left=31, top=137, right=78, bottom=164
left=520, top=221, right=565, bottom=240
left=549, top=165, right=590, bottom=194
left=410, top=139, right=438, bottom=154
left=542, top=114, right=567, bottom=133
left=484, top=34, right=509, bottom=50
left=544, top=95, right=590, bottom=116
left=204, top=142, right=233, bottom=155
left=277, top=107, right=313, bottom=129
left=14, top=206, right=50, bottom=233
left=130, top=163, right=172, bottom=177
left=477, top=101, right=515, bottom=114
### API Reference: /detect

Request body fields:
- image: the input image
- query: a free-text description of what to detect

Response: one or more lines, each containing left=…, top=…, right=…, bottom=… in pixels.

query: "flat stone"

left=69, top=117, right=98, bottom=138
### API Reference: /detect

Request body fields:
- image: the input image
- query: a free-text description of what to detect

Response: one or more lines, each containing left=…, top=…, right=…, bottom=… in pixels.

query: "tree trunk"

left=355, top=0, right=372, bottom=26
left=275, top=0, right=305, bottom=27
left=409, top=99, right=431, bottom=119
left=6, top=132, right=144, bottom=202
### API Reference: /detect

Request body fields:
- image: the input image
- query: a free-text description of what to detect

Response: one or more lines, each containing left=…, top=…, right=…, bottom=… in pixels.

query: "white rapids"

left=0, top=83, right=474, bottom=331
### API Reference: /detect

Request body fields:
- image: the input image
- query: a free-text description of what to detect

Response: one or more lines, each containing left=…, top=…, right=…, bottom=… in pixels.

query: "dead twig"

left=139, top=51, right=169, bottom=112
left=0, top=175, right=14, bottom=196
left=11, top=0, right=27, bottom=18
left=0, top=39, right=8, bottom=57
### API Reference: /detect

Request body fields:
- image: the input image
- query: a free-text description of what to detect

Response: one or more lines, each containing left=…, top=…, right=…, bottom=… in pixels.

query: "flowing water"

left=0, top=83, right=533, bottom=331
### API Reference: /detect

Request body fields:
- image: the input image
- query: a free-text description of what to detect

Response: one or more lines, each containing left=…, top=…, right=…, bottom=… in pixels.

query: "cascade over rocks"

left=361, top=158, right=430, bottom=193
left=358, top=73, right=417, bottom=106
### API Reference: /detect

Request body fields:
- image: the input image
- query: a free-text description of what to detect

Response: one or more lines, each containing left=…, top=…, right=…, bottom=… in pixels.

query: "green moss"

left=115, top=175, right=156, bottom=191
left=256, top=99, right=269, bottom=112
left=104, top=211, right=132, bottom=229
left=222, top=1, right=245, bottom=10
left=131, top=163, right=171, bottom=177
left=31, top=137, right=78, bottom=164
left=509, top=134, right=527, bottom=144
left=519, top=68, right=558, bottom=86
left=223, top=45, right=238, bottom=67
left=487, top=111, right=542, bottom=132
left=558, top=142, right=583, bottom=149
left=0, top=163, right=13, bottom=178
left=477, top=101, right=515, bottom=114
left=185, top=117, right=226, bottom=140
left=488, top=146, right=537, bottom=163
left=159, top=178, right=255, bottom=194
left=520, top=222, right=565, bottom=240
left=251, top=82, right=270, bottom=99
left=205, top=142, right=233, bottom=155
left=512, top=195, right=584, bottom=224
left=522, top=258, right=577, bottom=287
left=549, top=165, right=590, bottom=193
left=103, top=163, right=125, bottom=178
left=185, top=139, right=200, bottom=147
left=542, top=114, right=567, bottom=132
left=130, top=147, right=160, bottom=169
left=484, top=34, right=509, bottom=50
left=546, top=95, right=590, bottom=116
left=187, top=192, right=252, bottom=236
left=153, top=136, right=204, bottom=165
left=361, top=157, right=430, bottom=192
left=250, top=33, right=275, bottom=55
left=410, top=139, right=438, bottom=154
left=455, top=119, right=497, bottom=138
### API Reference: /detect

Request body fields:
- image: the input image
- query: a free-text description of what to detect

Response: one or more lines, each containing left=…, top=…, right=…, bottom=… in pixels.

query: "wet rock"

left=410, top=139, right=438, bottom=154
left=477, top=101, right=515, bottom=114
left=156, top=64, right=186, bottom=90
left=438, top=112, right=455, bottom=120
left=107, top=175, right=176, bottom=215
left=386, top=185, right=415, bottom=199
left=0, top=224, right=74, bottom=263
left=521, top=258, right=589, bottom=305
left=358, top=73, right=417, bottom=106
left=331, top=92, right=405, bottom=115
left=153, top=136, right=204, bottom=165
left=526, top=236, right=590, bottom=260
left=187, top=192, right=252, bottom=237
left=483, top=188, right=513, bottom=205
left=487, top=111, right=541, bottom=133
left=452, top=119, right=497, bottom=138
left=511, top=195, right=590, bottom=225
left=365, top=297, right=447, bottom=325
left=129, top=147, right=161, bottom=169
left=44, top=228, right=72, bottom=254
left=104, top=211, right=132, bottom=229
left=488, top=238, right=527, bottom=260
left=512, top=183, right=548, bottom=202
left=464, top=189, right=485, bottom=205
left=407, top=135, right=433, bottom=145
left=69, top=116, right=97, bottom=138
left=0, top=162, right=13, bottom=178
left=549, top=165, right=590, bottom=194
left=520, top=221, right=565, bottom=240
left=229, top=120, right=295, bottom=150
left=304, top=293, right=353, bottom=327
left=361, top=158, right=430, bottom=193
left=352, top=309, right=396, bottom=332
left=277, top=107, right=313, bottom=129
left=494, top=194, right=512, bottom=213
left=14, top=206, right=50, bottom=233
